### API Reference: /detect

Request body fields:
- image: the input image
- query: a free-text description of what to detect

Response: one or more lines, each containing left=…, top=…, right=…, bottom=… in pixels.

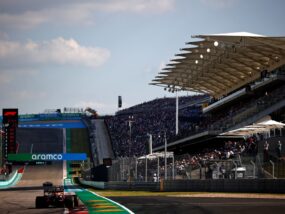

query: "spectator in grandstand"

left=0, top=165, right=8, bottom=177
left=106, top=95, right=207, bottom=157
left=246, top=137, right=257, bottom=155
left=138, top=173, right=144, bottom=181
left=153, top=173, right=158, bottom=182
left=173, top=137, right=261, bottom=176
left=107, top=86, right=283, bottom=160
left=220, top=164, right=226, bottom=179
left=225, top=150, right=234, bottom=159
left=277, top=140, right=282, bottom=159
left=0, top=167, right=5, bottom=175
left=263, top=141, right=269, bottom=162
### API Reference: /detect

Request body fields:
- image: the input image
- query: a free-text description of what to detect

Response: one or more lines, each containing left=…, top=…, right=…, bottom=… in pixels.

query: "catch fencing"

left=107, top=152, right=285, bottom=181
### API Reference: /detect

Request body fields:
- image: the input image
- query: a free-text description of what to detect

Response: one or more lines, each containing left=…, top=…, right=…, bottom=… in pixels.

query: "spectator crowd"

left=106, top=95, right=207, bottom=157
left=105, top=82, right=285, bottom=159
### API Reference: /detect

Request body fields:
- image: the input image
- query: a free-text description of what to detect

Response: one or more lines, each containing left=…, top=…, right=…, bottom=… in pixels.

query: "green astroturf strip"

left=66, top=128, right=131, bottom=213
left=75, top=190, right=129, bottom=214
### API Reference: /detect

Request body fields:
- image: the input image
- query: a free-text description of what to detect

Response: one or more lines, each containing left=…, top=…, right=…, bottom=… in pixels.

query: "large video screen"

left=2, top=109, right=18, bottom=162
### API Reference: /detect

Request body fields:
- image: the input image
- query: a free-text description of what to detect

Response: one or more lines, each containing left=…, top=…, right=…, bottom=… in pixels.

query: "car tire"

left=74, top=195, right=79, bottom=207
left=64, top=196, right=74, bottom=209
left=36, top=196, right=46, bottom=208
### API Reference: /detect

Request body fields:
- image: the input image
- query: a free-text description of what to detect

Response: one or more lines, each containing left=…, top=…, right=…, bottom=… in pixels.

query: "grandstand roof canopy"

left=220, top=119, right=285, bottom=137
left=138, top=152, right=174, bottom=160
left=151, top=32, right=285, bottom=98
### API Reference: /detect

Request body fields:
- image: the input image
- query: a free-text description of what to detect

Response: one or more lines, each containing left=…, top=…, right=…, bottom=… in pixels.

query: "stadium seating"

left=105, top=95, right=208, bottom=157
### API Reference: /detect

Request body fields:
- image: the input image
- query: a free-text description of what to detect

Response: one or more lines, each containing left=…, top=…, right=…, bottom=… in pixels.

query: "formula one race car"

left=35, top=182, right=78, bottom=209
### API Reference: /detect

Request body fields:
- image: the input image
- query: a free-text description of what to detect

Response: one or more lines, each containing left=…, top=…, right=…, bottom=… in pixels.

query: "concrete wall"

left=79, top=179, right=159, bottom=191
left=163, top=179, right=285, bottom=193
left=79, top=178, right=285, bottom=193
left=79, top=178, right=105, bottom=189
left=105, top=181, right=160, bottom=191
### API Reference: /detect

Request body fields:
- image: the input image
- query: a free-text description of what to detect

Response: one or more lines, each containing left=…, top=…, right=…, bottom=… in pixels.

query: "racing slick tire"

left=36, top=196, right=46, bottom=208
left=64, top=196, right=74, bottom=209
left=74, top=195, right=79, bottom=207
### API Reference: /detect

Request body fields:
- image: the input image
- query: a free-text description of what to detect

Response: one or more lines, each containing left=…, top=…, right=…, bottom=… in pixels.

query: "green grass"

left=70, top=128, right=91, bottom=158
left=88, top=189, right=285, bottom=198
left=87, top=189, right=206, bottom=197
left=76, top=190, right=129, bottom=214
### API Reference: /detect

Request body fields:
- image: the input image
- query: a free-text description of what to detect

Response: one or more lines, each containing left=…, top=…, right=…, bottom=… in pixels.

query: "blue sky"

left=0, top=0, right=285, bottom=115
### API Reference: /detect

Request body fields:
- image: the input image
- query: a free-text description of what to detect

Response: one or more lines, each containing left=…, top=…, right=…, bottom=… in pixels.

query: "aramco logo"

left=31, top=154, right=63, bottom=161
left=8, top=153, right=87, bottom=161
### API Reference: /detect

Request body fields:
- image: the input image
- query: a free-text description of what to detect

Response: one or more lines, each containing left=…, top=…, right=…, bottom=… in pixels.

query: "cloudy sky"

left=0, top=0, right=285, bottom=115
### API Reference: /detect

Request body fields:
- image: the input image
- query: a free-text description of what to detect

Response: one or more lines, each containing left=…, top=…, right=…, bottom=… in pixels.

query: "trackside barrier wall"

left=79, top=178, right=285, bottom=193
left=79, top=178, right=105, bottom=189
left=163, top=179, right=285, bottom=193
left=0, top=167, right=24, bottom=189
left=105, top=181, right=160, bottom=191
left=79, top=178, right=159, bottom=191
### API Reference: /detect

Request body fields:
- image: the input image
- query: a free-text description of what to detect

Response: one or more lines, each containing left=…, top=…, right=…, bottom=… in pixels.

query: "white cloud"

left=0, top=0, right=175, bottom=29
left=0, top=37, right=110, bottom=68
left=0, top=11, right=49, bottom=29
left=0, top=5, right=93, bottom=29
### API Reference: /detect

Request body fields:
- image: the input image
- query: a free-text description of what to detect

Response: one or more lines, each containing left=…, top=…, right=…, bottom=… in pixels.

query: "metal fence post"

left=269, top=160, right=275, bottom=178
left=145, top=155, right=148, bottom=182
left=157, top=156, right=160, bottom=182
left=250, top=160, right=256, bottom=178
left=135, top=157, right=137, bottom=181
left=172, top=155, right=175, bottom=180
left=232, top=161, right=237, bottom=179
left=128, top=157, right=130, bottom=182
left=197, top=163, right=202, bottom=179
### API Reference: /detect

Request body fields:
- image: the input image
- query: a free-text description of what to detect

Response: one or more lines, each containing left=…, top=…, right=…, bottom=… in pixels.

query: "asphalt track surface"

left=1, top=164, right=285, bottom=214
left=0, top=163, right=64, bottom=214
left=94, top=119, right=114, bottom=164
left=0, top=128, right=65, bottom=213
left=109, top=196, right=285, bottom=214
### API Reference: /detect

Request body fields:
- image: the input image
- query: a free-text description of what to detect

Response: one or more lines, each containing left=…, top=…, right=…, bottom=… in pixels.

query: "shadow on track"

left=0, top=186, right=43, bottom=191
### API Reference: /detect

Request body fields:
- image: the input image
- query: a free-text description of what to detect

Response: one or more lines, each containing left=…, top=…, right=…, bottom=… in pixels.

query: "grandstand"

left=105, top=95, right=208, bottom=157
left=101, top=33, right=285, bottom=181
left=150, top=33, right=285, bottom=150
left=149, top=33, right=285, bottom=179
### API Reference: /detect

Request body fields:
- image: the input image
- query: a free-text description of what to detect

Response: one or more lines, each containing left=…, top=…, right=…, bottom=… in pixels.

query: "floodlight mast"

left=128, top=116, right=134, bottom=157
left=148, top=133, right=153, bottom=154
left=164, top=131, right=167, bottom=180
left=176, top=90, right=179, bottom=135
